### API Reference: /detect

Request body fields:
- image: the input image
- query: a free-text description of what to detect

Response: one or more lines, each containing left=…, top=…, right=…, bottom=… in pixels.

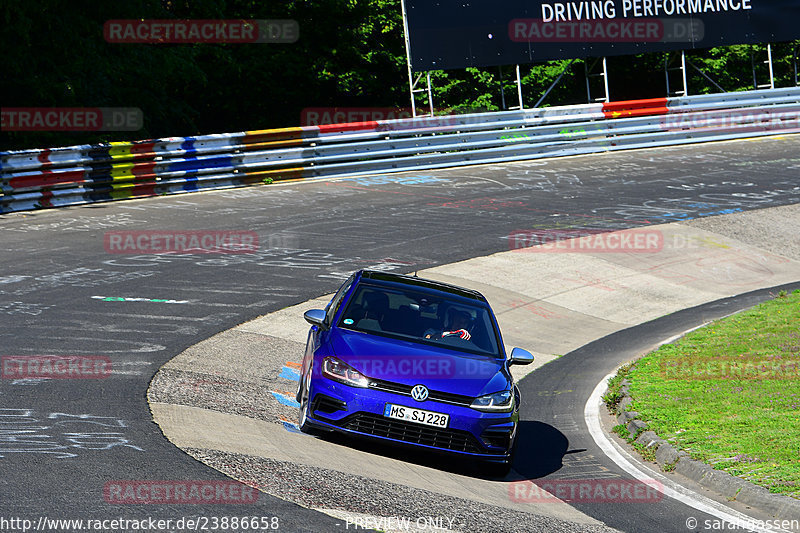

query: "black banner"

left=404, top=0, right=800, bottom=70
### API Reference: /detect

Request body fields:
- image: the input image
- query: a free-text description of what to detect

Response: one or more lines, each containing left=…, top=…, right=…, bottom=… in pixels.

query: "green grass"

left=603, top=363, right=632, bottom=410
left=612, top=424, right=631, bottom=439
left=615, top=290, right=800, bottom=498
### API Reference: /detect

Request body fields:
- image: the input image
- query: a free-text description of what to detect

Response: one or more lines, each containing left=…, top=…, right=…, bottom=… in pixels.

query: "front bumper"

left=305, top=377, right=517, bottom=461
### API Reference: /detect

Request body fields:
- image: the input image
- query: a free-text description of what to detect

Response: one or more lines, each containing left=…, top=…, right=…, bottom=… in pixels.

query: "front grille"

left=338, top=412, right=485, bottom=453
left=368, top=378, right=473, bottom=407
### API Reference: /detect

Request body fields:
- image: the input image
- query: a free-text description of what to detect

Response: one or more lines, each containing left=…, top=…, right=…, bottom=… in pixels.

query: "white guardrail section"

left=2, top=88, right=799, bottom=213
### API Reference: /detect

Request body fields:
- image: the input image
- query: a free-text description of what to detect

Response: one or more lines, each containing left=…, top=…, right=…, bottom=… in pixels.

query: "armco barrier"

left=2, top=88, right=799, bottom=213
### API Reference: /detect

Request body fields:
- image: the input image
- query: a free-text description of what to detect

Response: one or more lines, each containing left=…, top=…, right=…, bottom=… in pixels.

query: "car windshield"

left=338, top=283, right=501, bottom=357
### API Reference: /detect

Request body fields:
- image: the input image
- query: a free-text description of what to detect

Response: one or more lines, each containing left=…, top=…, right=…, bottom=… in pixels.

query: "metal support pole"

left=426, top=72, right=434, bottom=115
left=680, top=50, right=688, bottom=97
left=664, top=53, right=671, bottom=96
left=585, top=59, right=593, bottom=102
left=665, top=51, right=690, bottom=96
left=499, top=66, right=506, bottom=110
left=751, top=44, right=775, bottom=90
left=410, top=73, right=423, bottom=116
left=687, top=59, right=726, bottom=93
left=586, top=58, right=610, bottom=102
left=535, top=58, right=576, bottom=108
left=408, top=73, right=431, bottom=117
left=407, top=71, right=416, bottom=116
left=516, top=65, right=524, bottom=110
left=767, top=43, right=775, bottom=89
left=409, top=74, right=417, bottom=117
left=400, top=0, right=416, bottom=116
left=795, top=46, right=799, bottom=86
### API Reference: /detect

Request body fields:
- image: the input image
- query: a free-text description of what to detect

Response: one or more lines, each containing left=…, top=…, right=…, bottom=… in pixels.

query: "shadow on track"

left=301, top=419, right=570, bottom=482
left=511, top=421, right=572, bottom=480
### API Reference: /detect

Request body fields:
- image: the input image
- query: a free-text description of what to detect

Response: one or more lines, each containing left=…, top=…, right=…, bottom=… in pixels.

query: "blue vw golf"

left=297, top=270, right=534, bottom=476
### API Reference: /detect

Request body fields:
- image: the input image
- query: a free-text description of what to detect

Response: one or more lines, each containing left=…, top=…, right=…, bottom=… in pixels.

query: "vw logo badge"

left=411, top=384, right=429, bottom=402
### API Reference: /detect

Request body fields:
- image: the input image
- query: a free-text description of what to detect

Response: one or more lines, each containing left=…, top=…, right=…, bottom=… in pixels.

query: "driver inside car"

left=424, top=308, right=472, bottom=340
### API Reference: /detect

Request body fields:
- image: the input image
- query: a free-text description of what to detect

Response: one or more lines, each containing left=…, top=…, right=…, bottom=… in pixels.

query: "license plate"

left=383, top=403, right=449, bottom=428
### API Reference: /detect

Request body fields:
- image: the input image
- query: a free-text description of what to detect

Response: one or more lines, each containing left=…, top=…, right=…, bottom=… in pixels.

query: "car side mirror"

left=304, top=309, right=327, bottom=327
left=509, top=347, right=534, bottom=365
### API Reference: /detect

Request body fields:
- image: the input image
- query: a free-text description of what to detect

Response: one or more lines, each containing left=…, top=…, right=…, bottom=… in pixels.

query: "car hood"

left=328, top=328, right=509, bottom=398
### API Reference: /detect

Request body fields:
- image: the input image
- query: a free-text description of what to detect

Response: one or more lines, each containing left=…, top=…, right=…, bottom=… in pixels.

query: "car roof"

left=357, top=270, right=487, bottom=302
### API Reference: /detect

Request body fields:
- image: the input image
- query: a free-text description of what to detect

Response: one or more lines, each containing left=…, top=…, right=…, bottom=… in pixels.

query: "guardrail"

left=2, top=88, right=799, bottom=213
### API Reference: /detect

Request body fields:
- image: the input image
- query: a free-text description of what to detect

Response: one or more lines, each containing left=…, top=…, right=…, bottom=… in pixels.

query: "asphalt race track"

left=1, top=135, right=799, bottom=532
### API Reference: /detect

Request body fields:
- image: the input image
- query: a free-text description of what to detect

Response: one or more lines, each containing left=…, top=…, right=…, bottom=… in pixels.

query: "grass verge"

left=607, top=289, right=800, bottom=498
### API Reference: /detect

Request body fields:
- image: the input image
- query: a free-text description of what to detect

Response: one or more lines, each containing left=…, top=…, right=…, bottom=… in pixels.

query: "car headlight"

left=470, top=390, right=513, bottom=412
left=322, top=357, right=370, bottom=388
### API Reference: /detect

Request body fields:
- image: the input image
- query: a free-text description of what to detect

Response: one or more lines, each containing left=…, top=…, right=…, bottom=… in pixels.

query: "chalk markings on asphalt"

left=278, top=416, right=301, bottom=433
left=271, top=362, right=303, bottom=431
left=91, top=296, right=190, bottom=304
left=269, top=390, right=300, bottom=408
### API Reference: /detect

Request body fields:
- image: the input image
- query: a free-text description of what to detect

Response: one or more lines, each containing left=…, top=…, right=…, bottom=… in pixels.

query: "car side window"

left=325, top=274, right=356, bottom=326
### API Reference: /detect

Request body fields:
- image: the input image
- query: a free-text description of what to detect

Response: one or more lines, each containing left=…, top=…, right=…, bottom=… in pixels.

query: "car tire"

left=297, top=373, right=314, bottom=433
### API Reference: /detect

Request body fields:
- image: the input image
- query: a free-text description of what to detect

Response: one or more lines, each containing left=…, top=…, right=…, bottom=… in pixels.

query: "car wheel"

left=297, top=373, right=313, bottom=433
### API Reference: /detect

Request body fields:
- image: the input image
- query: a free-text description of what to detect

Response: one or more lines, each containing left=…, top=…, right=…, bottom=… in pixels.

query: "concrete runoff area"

left=149, top=203, right=800, bottom=532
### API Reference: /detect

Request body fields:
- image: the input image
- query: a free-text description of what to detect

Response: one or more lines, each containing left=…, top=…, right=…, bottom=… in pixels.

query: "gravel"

left=148, top=368, right=296, bottom=426
left=186, top=448, right=620, bottom=533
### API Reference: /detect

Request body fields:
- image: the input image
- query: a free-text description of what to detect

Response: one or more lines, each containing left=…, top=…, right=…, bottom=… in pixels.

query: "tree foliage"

left=1, top=0, right=797, bottom=149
